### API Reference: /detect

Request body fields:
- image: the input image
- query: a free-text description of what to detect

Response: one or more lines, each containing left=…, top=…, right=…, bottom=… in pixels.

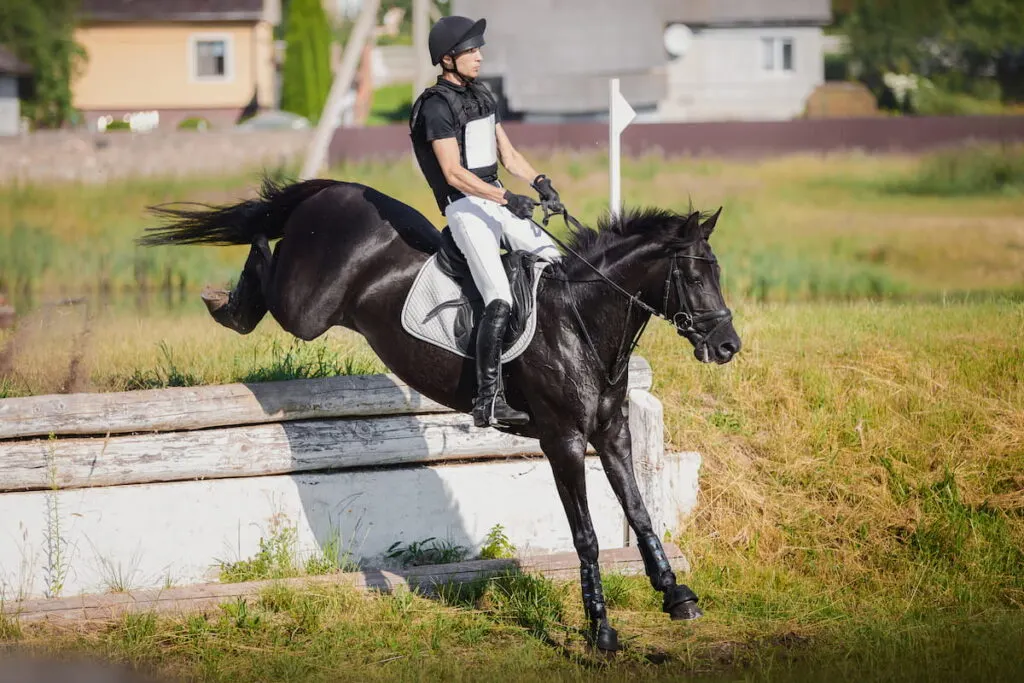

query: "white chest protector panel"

left=464, top=113, right=497, bottom=170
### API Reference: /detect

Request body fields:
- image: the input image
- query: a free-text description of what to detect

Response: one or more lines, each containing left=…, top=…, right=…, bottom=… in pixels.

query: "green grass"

left=887, top=144, right=1024, bottom=197
left=366, top=82, right=414, bottom=126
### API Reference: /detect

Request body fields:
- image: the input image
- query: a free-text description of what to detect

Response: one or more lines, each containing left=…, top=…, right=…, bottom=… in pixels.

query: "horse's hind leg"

left=543, top=431, right=619, bottom=651
left=592, top=411, right=702, bottom=621
left=201, top=235, right=271, bottom=334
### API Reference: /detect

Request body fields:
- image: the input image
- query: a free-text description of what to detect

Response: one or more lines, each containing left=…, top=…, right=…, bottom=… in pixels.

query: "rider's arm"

left=433, top=137, right=509, bottom=204
left=495, top=124, right=541, bottom=185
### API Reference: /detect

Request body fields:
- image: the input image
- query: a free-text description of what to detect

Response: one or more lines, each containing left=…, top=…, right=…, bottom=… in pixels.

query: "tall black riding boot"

left=472, top=300, right=530, bottom=428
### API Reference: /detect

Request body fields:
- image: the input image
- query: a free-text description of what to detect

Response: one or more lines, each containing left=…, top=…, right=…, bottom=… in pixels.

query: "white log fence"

left=0, top=356, right=700, bottom=602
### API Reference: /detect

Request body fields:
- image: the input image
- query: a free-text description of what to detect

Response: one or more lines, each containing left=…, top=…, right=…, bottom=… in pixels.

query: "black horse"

left=139, top=177, right=741, bottom=651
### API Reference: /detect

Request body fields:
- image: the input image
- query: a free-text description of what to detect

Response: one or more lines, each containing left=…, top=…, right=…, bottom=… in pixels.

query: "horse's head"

left=659, top=208, right=740, bottom=364
left=561, top=205, right=741, bottom=365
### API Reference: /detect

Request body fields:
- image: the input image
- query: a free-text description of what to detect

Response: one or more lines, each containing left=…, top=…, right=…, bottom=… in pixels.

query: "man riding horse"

left=409, top=15, right=564, bottom=430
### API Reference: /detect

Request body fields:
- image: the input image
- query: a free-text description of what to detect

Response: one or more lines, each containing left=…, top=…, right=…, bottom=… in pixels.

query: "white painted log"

left=0, top=456, right=644, bottom=600
left=0, top=356, right=653, bottom=440
left=0, top=413, right=550, bottom=492
left=627, top=388, right=667, bottom=543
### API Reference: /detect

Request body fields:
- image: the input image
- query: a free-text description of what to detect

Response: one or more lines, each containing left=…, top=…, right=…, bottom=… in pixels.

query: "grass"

left=1, top=150, right=1023, bottom=679
left=887, top=144, right=1024, bottom=197
left=366, top=82, right=414, bottom=126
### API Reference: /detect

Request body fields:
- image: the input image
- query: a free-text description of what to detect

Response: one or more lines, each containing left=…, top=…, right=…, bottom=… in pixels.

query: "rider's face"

left=451, top=47, right=482, bottom=78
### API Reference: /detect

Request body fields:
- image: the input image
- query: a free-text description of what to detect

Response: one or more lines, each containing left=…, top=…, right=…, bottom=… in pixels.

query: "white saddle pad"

left=401, top=254, right=549, bottom=363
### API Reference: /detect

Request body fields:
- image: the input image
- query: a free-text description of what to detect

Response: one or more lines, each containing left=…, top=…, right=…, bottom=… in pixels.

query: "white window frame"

left=187, top=33, right=235, bottom=83
left=761, top=36, right=795, bottom=75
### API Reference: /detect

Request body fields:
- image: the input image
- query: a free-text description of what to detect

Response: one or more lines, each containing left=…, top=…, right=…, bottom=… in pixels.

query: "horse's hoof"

left=201, top=287, right=230, bottom=313
left=588, top=624, right=620, bottom=652
left=668, top=600, right=703, bottom=621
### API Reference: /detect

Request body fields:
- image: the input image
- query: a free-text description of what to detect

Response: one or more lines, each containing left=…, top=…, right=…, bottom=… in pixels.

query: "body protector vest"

left=410, top=77, right=499, bottom=213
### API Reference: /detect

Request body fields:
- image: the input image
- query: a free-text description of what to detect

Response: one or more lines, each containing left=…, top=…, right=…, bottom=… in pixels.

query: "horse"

left=138, top=177, right=741, bottom=652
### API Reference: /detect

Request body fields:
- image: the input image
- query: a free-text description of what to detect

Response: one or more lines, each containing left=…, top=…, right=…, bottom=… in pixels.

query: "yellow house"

left=74, top=0, right=281, bottom=130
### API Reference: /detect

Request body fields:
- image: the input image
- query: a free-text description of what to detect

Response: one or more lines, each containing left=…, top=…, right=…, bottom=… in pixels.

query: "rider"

left=409, top=15, right=564, bottom=429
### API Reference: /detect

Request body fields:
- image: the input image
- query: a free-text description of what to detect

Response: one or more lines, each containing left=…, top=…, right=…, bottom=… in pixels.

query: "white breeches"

left=445, top=195, right=563, bottom=306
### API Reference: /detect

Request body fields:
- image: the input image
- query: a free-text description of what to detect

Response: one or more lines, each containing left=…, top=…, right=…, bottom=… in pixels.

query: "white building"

left=0, top=46, right=30, bottom=136
left=451, top=0, right=832, bottom=122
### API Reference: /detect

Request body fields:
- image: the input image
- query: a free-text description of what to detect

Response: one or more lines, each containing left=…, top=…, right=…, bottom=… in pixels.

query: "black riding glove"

left=531, top=174, right=563, bottom=212
left=503, top=190, right=536, bottom=220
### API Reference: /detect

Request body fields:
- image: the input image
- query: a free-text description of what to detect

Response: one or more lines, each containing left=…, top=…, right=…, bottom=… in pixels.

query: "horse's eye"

left=686, top=276, right=702, bottom=286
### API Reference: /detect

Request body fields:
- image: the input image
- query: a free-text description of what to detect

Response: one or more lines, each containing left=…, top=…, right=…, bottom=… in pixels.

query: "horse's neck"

left=560, top=255, right=656, bottom=373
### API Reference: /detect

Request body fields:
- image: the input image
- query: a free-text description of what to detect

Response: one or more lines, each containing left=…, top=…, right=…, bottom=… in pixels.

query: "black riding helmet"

left=429, top=15, right=486, bottom=67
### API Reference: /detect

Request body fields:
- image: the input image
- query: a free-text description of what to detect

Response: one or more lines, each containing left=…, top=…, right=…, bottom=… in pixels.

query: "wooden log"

left=6, top=543, right=686, bottom=624
left=0, top=356, right=653, bottom=441
left=627, top=389, right=667, bottom=544
left=0, top=413, right=552, bottom=492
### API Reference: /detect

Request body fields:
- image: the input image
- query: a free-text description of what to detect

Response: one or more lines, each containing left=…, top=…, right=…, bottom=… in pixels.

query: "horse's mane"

left=554, top=205, right=709, bottom=279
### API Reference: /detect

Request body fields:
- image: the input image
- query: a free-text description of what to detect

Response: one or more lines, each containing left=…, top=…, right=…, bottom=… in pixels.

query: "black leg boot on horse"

left=472, top=300, right=530, bottom=428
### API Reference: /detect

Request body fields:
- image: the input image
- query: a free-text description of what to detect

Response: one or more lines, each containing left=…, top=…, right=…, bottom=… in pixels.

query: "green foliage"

left=366, top=82, right=414, bottom=126
left=103, top=119, right=131, bottom=131
left=177, top=117, right=211, bottom=131
left=117, top=341, right=202, bottom=390
left=0, top=0, right=86, bottom=129
left=219, top=525, right=300, bottom=583
left=824, top=52, right=850, bottom=81
left=0, top=222, right=55, bottom=294
left=483, top=573, right=567, bottom=642
left=842, top=0, right=1024, bottom=105
left=279, top=0, right=334, bottom=123
left=478, top=523, right=516, bottom=560
left=888, top=144, right=1024, bottom=196
left=385, top=536, right=469, bottom=567
left=237, top=338, right=380, bottom=382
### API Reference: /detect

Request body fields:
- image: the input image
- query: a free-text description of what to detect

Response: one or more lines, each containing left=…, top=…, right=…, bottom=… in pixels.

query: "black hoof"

left=664, top=585, right=702, bottom=621
left=668, top=600, right=703, bottom=621
left=588, top=624, right=620, bottom=652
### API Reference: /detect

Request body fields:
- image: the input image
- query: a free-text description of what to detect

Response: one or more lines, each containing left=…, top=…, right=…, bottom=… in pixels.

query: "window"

left=189, top=34, right=233, bottom=81
left=761, top=37, right=794, bottom=73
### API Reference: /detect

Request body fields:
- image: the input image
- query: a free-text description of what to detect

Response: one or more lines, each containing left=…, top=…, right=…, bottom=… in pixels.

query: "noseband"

left=535, top=208, right=734, bottom=385
left=662, top=253, right=734, bottom=353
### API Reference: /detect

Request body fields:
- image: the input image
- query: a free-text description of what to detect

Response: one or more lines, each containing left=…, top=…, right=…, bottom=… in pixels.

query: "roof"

left=661, top=0, right=833, bottom=27
left=0, top=46, right=31, bottom=75
left=78, top=0, right=275, bottom=22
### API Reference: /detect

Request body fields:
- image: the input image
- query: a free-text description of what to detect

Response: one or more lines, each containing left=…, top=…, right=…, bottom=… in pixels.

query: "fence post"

left=626, top=388, right=666, bottom=546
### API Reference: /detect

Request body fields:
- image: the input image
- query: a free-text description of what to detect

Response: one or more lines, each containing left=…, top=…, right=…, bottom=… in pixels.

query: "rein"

left=529, top=205, right=732, bottom=385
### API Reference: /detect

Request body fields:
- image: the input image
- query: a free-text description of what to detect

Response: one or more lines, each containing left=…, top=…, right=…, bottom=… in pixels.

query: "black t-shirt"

left=412, top=81, right=501, bottom=213
left=420, top=89, right=502, bottom=142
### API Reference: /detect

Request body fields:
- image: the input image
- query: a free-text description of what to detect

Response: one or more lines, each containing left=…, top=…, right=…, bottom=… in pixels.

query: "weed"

left=218, top=524, right=299, bottom=583
left=478, top=523, right=516, bottom=560
left=43, top=436, right=69, bottom=599
left=385, top=536, right=469, bottom=568
left=118, top=341, right=201, bottom=390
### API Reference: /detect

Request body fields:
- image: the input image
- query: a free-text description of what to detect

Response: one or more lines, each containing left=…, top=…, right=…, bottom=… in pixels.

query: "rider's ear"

left=700, top=207, right=723, bottom=240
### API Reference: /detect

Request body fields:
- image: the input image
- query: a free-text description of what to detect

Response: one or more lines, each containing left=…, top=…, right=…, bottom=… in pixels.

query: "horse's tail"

left=136, top=177, right=339, bottom=247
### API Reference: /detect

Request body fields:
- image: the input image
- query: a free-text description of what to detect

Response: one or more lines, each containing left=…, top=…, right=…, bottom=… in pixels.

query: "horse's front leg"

left=592, top=409, right=703, bottom=621
left=542, top=431, right=619, bottom=651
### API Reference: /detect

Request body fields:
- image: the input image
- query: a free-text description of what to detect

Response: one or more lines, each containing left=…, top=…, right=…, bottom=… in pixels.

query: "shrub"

left=177, top=116, right=210, bottom=131
left=890, top=144, right=1024, bottom=196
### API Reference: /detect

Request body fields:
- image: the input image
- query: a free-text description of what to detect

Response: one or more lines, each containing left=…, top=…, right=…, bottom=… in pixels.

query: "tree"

left=842, top=0, right=1024, bottom=102
left=280, top=0, right=334, bottom=123
left=0, top=0, right=86, bottom=129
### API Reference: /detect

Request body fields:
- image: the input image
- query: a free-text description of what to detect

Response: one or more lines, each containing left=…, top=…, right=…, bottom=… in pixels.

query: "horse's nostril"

left=719, top=342, right=738, bottom=357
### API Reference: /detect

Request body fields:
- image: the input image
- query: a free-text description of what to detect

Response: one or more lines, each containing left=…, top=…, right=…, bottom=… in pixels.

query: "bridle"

left=533, top=206, right=733, bottom=385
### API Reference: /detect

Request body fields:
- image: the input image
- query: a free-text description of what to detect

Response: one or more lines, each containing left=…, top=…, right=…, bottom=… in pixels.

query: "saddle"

left=400, top=227, right=550, bottom=362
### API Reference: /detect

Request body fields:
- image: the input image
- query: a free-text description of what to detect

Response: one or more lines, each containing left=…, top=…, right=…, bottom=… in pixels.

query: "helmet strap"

left=441, top=53, right=475, bottom=85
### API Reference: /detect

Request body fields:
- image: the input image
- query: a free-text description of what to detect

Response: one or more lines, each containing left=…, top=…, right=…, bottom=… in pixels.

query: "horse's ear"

left=701, top=207, right=723, bottom=240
